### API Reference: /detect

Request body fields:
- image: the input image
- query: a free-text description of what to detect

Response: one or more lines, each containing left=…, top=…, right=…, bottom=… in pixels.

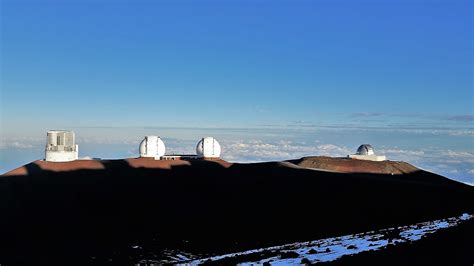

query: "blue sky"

left=1, top=0, right=473, bottom=183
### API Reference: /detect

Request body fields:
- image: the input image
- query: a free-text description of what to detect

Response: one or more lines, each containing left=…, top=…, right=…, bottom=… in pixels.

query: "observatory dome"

left=45, top=130, right=79, bottom=162
left=356, top=144, right=375, bottom=156
left=196, top=137, right=221, bottom=158
left=348, top=144, right=386, bottom=161
left=139, top=136, right=166, bottom=158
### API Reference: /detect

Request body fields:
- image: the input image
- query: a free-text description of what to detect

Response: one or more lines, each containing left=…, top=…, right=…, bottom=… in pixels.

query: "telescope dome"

left=139, top=136, right=166, bottom=158
left=196, top=137, right=221, bottom=158
left=356, top=144, right=375, bottom=156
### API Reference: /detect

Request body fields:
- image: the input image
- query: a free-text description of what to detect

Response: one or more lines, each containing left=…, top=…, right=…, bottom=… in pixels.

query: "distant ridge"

left=289, top=156, right=418, bottom=174
left=4, top=156, right=419, bottom=176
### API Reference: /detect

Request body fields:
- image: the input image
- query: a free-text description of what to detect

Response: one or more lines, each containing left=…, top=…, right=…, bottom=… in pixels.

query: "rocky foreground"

left=1, top=157, right=472, bottom=265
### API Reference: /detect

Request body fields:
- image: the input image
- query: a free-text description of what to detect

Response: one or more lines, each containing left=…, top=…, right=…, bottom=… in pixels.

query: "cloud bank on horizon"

left=1, top=127, right=473, bottom=186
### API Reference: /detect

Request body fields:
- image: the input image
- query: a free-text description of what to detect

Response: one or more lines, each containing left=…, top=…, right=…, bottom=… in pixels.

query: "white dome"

left=196, top=137, right=221, bottom=158
left=139, top=136, right=166, bottom=158
left=356, top=144, right=375, bottom=156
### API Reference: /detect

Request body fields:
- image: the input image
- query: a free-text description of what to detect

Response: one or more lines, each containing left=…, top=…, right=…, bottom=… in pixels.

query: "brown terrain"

left=0, top=157, right=472, bottom=265
left=4, top=156, right=415, bottom=176
left=290, top=156, right=418, bottom=174
left=3, top=157, right=232, bottom=176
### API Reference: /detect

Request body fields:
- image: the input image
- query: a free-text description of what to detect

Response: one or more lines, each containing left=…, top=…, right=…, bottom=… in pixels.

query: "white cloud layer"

left=218, top=140, right=473, bottom=185
left=1, top=132, right=472, bottom=186
left=0, top=140, right=38, bottom=149
left=221, top=140, right=352, bottom=162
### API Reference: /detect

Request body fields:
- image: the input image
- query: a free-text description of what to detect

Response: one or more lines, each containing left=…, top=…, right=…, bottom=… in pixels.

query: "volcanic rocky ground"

left=1, top=157, right=472, bottom=265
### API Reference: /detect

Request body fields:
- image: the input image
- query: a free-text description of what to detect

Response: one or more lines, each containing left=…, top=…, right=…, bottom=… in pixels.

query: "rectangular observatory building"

left=45, top=130, right=79, bottom=162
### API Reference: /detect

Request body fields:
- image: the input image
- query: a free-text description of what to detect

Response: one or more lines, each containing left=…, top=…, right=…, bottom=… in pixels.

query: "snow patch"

left=145, top=213, right=473, bottom=265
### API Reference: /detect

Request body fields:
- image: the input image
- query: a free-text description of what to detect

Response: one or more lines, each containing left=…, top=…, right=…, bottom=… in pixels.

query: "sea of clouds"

left=1, top=126, right=473, bottom=185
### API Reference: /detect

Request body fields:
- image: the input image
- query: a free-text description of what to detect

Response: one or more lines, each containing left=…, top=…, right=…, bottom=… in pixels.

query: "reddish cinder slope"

left=290, top=156, right=418, bottom=174
left=3, top=157, right=233, bottom=176
left=126, top=157, right=233, bottom=169
left=3, top=159, right=106, bottom=176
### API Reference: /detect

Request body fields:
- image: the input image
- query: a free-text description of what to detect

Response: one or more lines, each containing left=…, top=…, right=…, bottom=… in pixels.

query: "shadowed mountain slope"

left=0, top=158, right=472, bottom=265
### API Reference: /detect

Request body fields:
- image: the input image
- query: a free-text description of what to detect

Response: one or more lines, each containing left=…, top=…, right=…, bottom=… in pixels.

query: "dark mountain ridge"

left=1, top=157, right=472, bottom=265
